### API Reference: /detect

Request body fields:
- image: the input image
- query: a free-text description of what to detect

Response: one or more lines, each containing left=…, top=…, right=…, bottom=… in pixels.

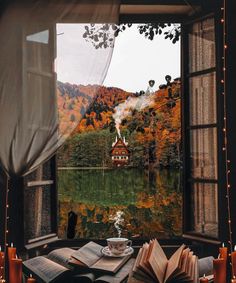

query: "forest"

left=57, top=78, right=181, bottom=168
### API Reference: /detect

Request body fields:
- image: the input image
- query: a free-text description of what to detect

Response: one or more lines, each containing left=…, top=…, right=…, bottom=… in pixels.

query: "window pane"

left=24, top=184, right=52, bottom=240
left=24, top=160, right=55, bottom=242
left=189, top=18, right=215, bottom=72
left=190, top=183, right=218, bottom=238
left=190, top=127, right=217, bottom=179
left=26, top=28, right=52, bottom=74
left=189, top=72, right=216, bottom=125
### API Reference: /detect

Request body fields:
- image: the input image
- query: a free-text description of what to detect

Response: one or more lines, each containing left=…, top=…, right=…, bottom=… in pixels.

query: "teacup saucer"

left=101, top=246, right=134, bottom=257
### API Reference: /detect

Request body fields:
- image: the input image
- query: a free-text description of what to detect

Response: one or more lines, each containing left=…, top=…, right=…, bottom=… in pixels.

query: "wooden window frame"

left=24, top=156, right=58, bottom=251
left=182, top=12, right=226, bottom=244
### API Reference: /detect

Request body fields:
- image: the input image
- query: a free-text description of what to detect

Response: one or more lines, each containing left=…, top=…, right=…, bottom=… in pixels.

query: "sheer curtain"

left=0, top=0, right=120, bottom=177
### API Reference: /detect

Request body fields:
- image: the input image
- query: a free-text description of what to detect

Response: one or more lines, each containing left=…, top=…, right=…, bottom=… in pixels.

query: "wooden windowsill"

left=25, top=234, right=58, bottom=250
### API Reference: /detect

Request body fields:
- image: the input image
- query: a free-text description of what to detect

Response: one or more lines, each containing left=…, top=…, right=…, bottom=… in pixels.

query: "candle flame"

left=30, top=274, right=33, bottom=278
left=234, top=245, right=236, bottom=252
left=222, top=242, right=225, bottom=247
left=0, top=246, right=1, bottom=252
left=10, top=243, right=13, bottom=248
left=203, top=274, right=206, bottom=278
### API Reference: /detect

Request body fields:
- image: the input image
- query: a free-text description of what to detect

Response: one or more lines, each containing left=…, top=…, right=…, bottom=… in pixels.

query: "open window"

left=0, top=1, right=226, bottom=252
left=24, top=7, right=222, bottom=247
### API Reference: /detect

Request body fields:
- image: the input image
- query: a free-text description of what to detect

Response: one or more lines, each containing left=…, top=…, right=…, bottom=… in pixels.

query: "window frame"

left=182, top=12, right=226, bottom=244
left=24, top=156, right=58, bottom=250
left=0, top=3, right=225, bottom=252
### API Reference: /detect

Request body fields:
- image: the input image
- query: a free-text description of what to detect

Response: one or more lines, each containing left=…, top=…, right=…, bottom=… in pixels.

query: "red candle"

left=27, top=274, right=36, bottom=283
left=0, top=246, right=4, bottom=280
left=10, top=256, right=22, bottom=283
left=219, top=243, right=228, bottom=261
left=232, top=246, right=236, bottom=278
left=200, top=274, right=209, bottom=283
left=8, top=243, right=17, bottom=283
left=8, top=243, right=16, bottom=261
left=213, top=257, right=226, bottom=283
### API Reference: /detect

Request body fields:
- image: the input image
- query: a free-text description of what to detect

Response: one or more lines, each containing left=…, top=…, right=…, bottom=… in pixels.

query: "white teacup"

left=106, top=237, right=132, bottom=255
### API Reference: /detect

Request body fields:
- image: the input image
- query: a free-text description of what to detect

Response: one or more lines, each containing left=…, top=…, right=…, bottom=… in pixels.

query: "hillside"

left=57, top=79, right=181, bottom=168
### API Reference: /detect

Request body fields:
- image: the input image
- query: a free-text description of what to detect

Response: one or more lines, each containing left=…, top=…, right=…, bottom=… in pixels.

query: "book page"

left=132, top=249, right=155, bottom=283
left=95, top=258, right=135, bottom=283
left=71, top=241, right=103, bottom=267
left=132, top=248, right=143, bottom=273
left=138, top=243, right=156, bottom=280
left=171, top=248, right=191, bottom=281
left=73, top=272, right=95, bottom=283
left=48, top=247, right=75, bottom=269
left=23, top=256, right=69, bottom=283
left=186, top=251, right=194, bottom=279
left=193, top=256, right=199, bottom=283
left=164, top=244, right=185, bottom=283
left=189, top=255, right=197, bottom=281
left=91, top=253, right=131, bottom=273
left=148, top=239, right=168, bottom=283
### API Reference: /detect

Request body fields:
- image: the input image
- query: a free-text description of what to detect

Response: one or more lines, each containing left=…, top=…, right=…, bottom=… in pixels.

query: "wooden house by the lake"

left=110, top=136, right=130, bottom=167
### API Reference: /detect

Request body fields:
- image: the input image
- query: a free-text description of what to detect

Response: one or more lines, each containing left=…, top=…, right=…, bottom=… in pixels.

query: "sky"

left=104, top=25, right=180, bottom=92
left=56, top=24, right=180, bottom=93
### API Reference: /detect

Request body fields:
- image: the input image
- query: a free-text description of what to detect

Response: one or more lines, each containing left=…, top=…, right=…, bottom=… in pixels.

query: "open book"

left=129, top=239, right=198, bottom=283
left=69, top=241, right=131, bottom=273
left=23, top=247, right=74, bottom=283
left=73, top=258, right=135, bottom=283
left=23, top=242, right=132, bottom=283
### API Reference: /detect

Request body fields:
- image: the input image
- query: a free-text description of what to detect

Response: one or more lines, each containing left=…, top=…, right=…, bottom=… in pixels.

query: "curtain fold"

left=0, top=0, right=120, bottom=177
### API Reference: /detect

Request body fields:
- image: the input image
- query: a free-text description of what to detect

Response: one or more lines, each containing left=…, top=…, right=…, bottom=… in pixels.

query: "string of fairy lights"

left=4, top=178, right=10, bottom=279
left=221, top=0, right=235, bottom=273
left=0, top=177, right=10, bottom=282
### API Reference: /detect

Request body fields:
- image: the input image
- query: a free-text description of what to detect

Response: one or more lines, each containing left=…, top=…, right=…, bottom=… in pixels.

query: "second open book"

left=130, top=239, right=198, bottom=283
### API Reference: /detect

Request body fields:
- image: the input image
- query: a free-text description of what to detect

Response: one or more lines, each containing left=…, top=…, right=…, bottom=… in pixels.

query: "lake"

left=57, top=168, right=182, bottom=239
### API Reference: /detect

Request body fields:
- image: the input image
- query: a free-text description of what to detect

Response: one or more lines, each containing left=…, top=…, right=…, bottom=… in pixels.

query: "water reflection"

left=58, top=168, right=182, bottom=239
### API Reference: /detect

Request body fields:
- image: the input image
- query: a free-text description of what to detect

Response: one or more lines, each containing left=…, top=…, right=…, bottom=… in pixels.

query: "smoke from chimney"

left=113, top=84, right=155, bottom=137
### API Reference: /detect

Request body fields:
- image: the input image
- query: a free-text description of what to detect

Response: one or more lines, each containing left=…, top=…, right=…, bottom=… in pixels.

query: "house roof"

left=110, top=138, right=130, bottom=154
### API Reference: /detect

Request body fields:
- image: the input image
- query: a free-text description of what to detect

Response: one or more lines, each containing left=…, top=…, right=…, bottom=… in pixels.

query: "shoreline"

left=58, top=166, right=181, bottom=170
left=58, top=167, right=110, bottom=170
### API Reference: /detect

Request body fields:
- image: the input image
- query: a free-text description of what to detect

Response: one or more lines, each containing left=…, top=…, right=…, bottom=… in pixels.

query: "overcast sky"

left=57, top=24, right=180, bottom=93
left=104, top=25, right=180, bottom=92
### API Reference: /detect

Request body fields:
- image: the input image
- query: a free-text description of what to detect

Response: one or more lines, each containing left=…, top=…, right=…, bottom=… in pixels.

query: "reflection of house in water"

left=110, top=136, right=130, bottom=167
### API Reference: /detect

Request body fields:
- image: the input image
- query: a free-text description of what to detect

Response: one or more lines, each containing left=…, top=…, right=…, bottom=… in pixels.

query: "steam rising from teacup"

left=113, top=80, right=155, bottom=138
left=109, top=210, right=124, bottom=238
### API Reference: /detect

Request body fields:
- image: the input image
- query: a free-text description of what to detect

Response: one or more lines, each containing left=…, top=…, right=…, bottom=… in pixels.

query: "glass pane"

left=189, top=18, right=215, bottom=72
left=189, top=72, right=216, bottom=125
left=26, top=28, right=53, bottom=74
left=26, top=160, right=53, bottom=182
left=190, top=128, right=217, bottom=179
left=24, top=184, right=52, bottom=240
left=190, top=183, right=218, bottom=238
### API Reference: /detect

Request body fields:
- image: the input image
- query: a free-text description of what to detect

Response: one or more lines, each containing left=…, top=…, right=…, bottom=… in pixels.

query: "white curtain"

left=0, top=0, right=120, bottom=177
